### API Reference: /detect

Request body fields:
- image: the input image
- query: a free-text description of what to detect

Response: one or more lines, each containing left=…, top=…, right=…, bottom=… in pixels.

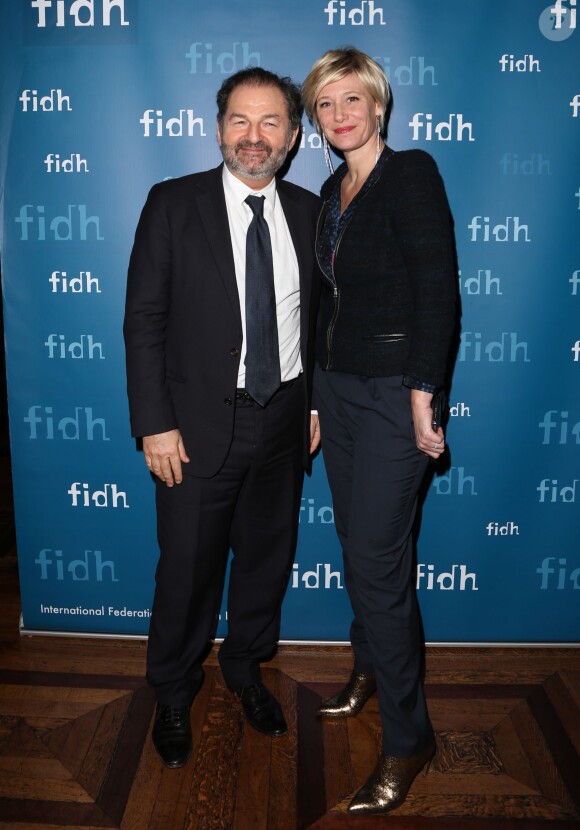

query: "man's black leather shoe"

left=233, top=682, right=287, bottom=737
left=152, top=704, right=192, bottom=768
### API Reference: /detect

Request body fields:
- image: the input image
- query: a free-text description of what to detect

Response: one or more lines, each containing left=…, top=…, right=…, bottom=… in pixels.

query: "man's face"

left=217, top=83, right=299, bottom=188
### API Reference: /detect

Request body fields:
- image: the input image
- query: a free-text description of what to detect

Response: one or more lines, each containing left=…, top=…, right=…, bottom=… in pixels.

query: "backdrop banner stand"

left=1, top=0, right=579, bottom=644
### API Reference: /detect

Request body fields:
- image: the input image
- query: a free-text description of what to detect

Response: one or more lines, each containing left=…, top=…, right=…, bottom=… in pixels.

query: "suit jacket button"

left=224, top=398, right=233, bottom=406
left=230, top=347, right=239, bottom=356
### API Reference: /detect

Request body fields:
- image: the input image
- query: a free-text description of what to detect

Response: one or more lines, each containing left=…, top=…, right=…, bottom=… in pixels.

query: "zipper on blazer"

left=325, top=220, right=350, bottom=370
left=315, top=203, right=339, bottom=370
left=326, top=285, right=340, bottom=370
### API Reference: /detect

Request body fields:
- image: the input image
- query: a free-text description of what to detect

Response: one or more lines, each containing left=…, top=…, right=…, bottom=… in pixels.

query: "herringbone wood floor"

left=0, top=553, right=579, bottom=829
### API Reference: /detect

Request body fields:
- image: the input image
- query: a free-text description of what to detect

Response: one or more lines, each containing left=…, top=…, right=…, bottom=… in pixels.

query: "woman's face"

left=315, top=72, right=380, bottom=155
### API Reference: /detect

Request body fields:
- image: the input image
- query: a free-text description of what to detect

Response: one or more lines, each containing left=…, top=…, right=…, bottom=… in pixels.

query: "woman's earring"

left=323, top=133, right=334, bottom=174
left=376, top=116, right=382, bottom=163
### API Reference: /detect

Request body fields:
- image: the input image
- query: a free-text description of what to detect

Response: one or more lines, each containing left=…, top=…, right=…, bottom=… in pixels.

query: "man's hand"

left=411, top=389, right=445, bottom=460
left=310, top=413, right=321, bottom=454
left=142, top=429, right=190, bottom=486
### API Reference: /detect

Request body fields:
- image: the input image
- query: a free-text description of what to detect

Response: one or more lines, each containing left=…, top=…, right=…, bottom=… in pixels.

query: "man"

left=124, top=67, right=321, bottom=769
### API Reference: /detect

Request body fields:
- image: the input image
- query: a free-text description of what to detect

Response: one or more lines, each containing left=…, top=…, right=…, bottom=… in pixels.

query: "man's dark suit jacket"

left=124, top=164, right=321, bottom=478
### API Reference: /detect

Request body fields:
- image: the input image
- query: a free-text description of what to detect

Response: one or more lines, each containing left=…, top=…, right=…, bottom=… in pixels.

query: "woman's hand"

left=411, top=389, right=445, bottom=460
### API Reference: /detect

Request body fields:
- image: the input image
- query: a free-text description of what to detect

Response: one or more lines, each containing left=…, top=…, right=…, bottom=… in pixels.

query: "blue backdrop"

left=1, top=0, right=579, bottom=642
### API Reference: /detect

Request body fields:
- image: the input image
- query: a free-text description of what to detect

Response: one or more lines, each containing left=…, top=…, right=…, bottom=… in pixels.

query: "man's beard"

left=220, top=139, right=290, bottom=181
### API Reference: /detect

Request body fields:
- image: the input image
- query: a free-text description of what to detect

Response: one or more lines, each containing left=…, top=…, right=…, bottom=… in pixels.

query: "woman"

left=302, top=48, right=457, bottom=814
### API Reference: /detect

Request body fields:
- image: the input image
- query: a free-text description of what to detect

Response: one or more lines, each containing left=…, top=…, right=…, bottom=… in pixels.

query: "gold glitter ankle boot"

left=348, top=739, right=435, bottom=814
left=317, top=670, right=376, bottom=717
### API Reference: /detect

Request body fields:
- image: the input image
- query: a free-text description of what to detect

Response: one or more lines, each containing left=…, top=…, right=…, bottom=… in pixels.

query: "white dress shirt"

left=222, top=165, right=302, bottom=389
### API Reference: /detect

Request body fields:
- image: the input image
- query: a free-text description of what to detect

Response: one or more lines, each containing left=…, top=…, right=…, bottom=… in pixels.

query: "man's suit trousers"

left=146, top=378, right=305, bottom=705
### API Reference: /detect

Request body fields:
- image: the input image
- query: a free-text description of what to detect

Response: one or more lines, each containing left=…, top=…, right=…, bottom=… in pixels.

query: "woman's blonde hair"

left=302, top=47, right=391, bottom=133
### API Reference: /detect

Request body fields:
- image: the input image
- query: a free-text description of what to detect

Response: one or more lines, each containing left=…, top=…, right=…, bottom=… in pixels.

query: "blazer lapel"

left=193, top=165, right=242, bottom=330
left=277, top=181, right=313, bottom=348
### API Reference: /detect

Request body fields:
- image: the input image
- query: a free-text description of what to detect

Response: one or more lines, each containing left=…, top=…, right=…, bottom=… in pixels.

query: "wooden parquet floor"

left=0, top=561, right=579, bottom=829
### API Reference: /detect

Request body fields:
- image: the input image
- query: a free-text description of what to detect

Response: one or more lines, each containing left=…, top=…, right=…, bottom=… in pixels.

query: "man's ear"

left=216, top=119, right=222, bottom=146
left=287, top=125, right=300, bottom=152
